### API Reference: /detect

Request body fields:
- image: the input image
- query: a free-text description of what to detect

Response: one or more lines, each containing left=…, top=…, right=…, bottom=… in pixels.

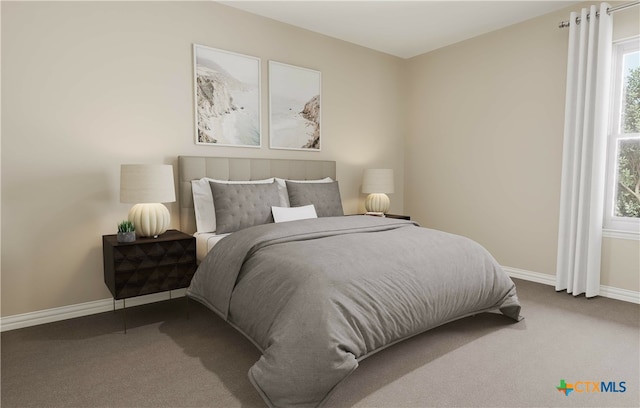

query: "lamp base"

left=128, top=203, right=170, bottom=238
left=365, top=193, right=390, bottom=213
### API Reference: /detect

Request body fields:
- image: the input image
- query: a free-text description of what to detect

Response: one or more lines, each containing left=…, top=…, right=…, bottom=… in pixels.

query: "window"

left=604, top=37, right=640, bottom=237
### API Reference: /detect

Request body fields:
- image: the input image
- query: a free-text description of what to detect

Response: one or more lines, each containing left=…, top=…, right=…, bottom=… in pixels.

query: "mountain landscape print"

left=193, top=44, right=261, bottom=147
left=269, top=61, right=321, bottom=150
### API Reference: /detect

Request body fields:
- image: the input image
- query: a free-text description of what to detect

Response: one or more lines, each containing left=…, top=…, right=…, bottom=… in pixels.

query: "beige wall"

left=404, top=2, right=640, bottom=292
left=1, top=1, right=405, bottom=316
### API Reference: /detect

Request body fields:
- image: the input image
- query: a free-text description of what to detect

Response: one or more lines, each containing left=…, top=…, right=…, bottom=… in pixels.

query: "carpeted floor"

left=1, top=278, right=638, bottom=407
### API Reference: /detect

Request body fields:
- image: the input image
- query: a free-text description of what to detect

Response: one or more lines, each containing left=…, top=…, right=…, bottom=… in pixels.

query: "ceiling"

left=220, top=1, right=578, bottom=58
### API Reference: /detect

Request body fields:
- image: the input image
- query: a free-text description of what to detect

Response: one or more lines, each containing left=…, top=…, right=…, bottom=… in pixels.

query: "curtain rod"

left=558, top=1, right=640, bottom=28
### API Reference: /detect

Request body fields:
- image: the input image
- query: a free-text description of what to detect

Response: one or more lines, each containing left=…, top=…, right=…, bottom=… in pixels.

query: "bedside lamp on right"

left=362, top=168, right=394, bottom=214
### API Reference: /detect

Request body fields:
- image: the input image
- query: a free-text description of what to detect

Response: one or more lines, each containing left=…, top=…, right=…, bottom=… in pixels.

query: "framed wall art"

left=193, top=44, right=261, bottom=147
left=269, top=61, right=321, bottom=151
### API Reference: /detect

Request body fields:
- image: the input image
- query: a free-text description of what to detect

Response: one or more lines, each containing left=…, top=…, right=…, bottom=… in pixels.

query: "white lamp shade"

left=120, top=164, right=176, bottom=203
left=362, top=169, right=394, bottom=194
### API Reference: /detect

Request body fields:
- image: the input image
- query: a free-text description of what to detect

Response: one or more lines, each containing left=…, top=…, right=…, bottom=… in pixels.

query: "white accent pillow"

left=272, top=205, right=318, bottom=223
left=192, top=177, right=275, bottom=233
left=275, top=177, right=333, bottom=207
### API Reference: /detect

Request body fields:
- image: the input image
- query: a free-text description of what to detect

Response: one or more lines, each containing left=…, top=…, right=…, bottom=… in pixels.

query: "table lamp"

left=120, top=164, right=176, bottom=238
left=362, top=168, right=394, bottom=214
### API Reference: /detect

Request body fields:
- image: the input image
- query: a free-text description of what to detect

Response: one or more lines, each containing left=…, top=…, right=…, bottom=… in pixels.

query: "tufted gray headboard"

left=178, top=156, right=337, bottom=234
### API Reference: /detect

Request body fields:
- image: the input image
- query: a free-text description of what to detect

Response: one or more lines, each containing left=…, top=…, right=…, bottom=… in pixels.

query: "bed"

left=178, top=156, right=522, bottom=408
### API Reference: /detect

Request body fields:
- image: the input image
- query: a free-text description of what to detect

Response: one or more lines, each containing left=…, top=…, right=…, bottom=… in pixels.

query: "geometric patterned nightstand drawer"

left=103, top=229, right=196, bottom=300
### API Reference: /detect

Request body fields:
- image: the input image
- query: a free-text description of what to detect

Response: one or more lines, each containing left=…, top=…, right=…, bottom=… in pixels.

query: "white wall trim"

left=502, top=266, right=640, bottom=304
left=0, top=289, right=186, bottom=332
left=2, top=268, right=638, bottom=332
left=598, top=285, right=640, bottom=304
left=502, top=266, right=556, bottom=286
left=602, top=228, right=640, bottom=241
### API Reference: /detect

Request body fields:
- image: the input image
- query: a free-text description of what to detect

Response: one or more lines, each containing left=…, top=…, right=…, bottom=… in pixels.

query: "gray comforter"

left=187, top=216, right=522, bottom=408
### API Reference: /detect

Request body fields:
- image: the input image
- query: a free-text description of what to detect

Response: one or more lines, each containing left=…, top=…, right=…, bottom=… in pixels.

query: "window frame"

left=603, top=36, right=640, bottom=239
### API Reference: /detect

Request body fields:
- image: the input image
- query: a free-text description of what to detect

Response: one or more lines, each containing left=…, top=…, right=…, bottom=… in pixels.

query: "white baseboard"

left=502, top=266, right=556, bottom=286
left=0, top=289, right=186, bottom=332
left=503, top=266, right=640, bottom=305
left=2, top=268, right=638, bottom=333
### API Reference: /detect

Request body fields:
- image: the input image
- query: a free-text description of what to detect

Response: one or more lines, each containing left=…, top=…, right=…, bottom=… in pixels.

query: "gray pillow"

left=210, top=181, right=280, bottom=233
left=286, top=180, right=344, bottom=217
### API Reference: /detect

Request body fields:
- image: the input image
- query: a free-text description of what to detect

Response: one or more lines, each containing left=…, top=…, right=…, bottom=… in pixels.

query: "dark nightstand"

left=384, top=214, right=410, bottom=220
left=102, top=229, right=196, bottom=332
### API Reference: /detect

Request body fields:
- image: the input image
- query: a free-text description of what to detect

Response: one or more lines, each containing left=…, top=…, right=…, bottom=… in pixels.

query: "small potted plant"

left=117, top=220, right=136, bottom=243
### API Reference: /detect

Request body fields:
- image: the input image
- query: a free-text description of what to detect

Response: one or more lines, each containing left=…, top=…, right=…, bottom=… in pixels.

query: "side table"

left=102, top=229, right=196, bottom=333
left=384, top=214, right=411, bottom=220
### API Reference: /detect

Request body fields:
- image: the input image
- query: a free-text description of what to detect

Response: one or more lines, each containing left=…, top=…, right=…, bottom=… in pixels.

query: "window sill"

left=603, top=229, right=640, bottom=241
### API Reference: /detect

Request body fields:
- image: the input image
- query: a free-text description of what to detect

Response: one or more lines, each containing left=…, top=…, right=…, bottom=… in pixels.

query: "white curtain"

left=556, top=3, right=613, bottom=298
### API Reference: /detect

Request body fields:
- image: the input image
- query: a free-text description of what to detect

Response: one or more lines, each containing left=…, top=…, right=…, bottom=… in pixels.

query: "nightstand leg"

left=122, top=298, right=127, bottom=334
left=112, top=298, right=115, bottom=313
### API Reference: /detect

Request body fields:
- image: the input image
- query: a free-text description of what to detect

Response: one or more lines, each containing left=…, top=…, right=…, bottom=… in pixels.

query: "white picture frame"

left=193, top=44, right=261, bottom=147
left=269, top=61, right=321, bottom=151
